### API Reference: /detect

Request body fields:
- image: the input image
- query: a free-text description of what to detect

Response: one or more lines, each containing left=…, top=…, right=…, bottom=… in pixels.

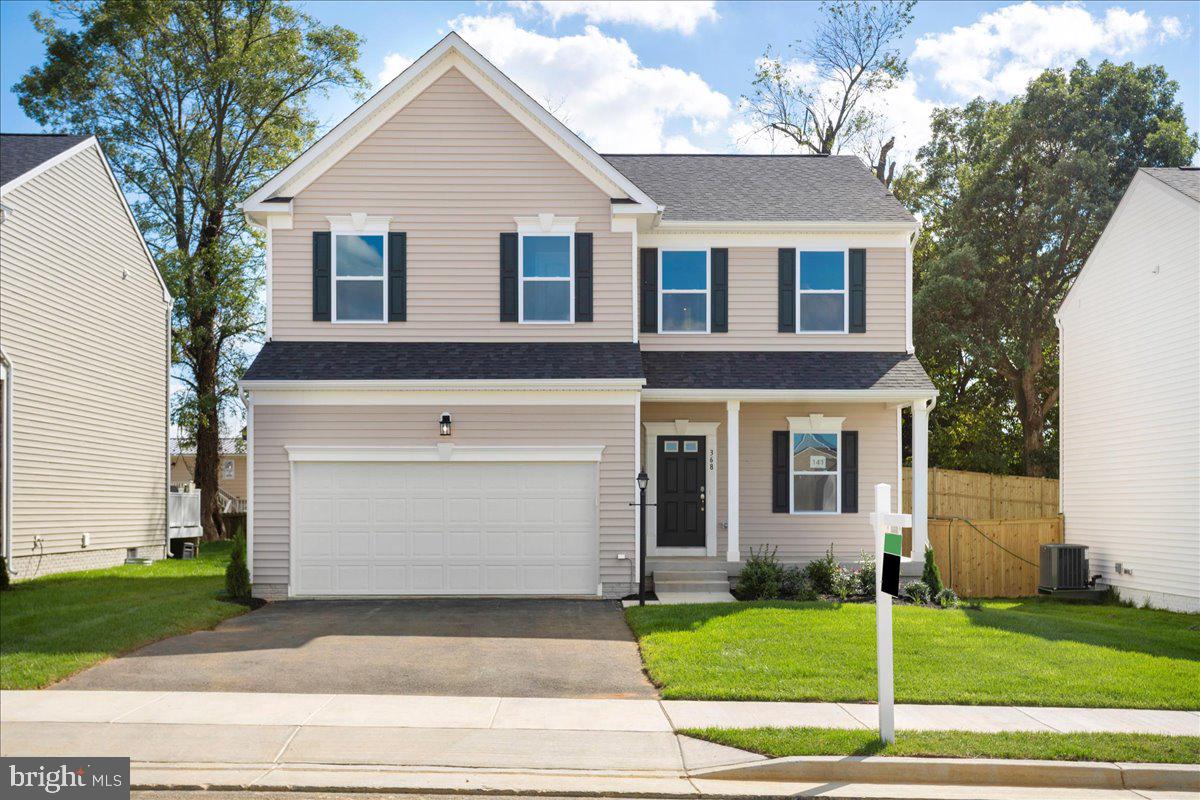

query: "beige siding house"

left=0, top=134, right=171, bottom=578
left=170, top=437, right=247, bottom=509
left=240, top=33, right=936, bottom=600
left=1058, top=167, right=1200, bottom=612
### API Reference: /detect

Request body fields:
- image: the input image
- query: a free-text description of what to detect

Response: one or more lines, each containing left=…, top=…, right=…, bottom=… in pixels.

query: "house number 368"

left=709, top=450, right=715, bottom=470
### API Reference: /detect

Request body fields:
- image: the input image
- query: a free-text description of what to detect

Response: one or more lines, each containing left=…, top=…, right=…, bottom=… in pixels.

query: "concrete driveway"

left=55, top=599, right=657, bottom=699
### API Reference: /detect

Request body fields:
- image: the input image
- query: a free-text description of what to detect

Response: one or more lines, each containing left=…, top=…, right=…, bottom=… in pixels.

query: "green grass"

left=1, top=541, right=250, bottom=689
left=684, top=727, right=1200, bottom=764
left=625, top=599, right=1200, bottom=708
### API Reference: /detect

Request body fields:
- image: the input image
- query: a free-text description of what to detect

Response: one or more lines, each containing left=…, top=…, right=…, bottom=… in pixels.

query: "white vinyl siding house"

left=0, top=135, right=171, bottom=578
left=1058, top=167, right=1200, bottom=613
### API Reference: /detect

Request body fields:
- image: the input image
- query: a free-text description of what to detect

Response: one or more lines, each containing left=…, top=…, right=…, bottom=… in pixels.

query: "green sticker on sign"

left=883, top=532, right=903, bottom=557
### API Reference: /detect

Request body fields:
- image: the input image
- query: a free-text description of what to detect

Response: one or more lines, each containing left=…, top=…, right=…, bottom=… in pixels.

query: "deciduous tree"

left=17, top=0, right=366, bottom=537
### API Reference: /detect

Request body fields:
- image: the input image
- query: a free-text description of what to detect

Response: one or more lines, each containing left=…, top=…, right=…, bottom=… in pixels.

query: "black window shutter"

left=639, top=247, right=658, bottom=333
left=711, top=248, right=728, bottom=333
left=849, top=249, right=866, bottom=333
left=575, top=232, right=593, bottom=322
left=772, top=430, right=789, bottom=513
left=387, top=232, right=406, bottom=322
left=312, top=231, right=331, bottom=321
left=778, top=248, right=796, bottom=332
left=841, top=431, right=859, bottom=513
left=499, top=232, right=518, bottom=322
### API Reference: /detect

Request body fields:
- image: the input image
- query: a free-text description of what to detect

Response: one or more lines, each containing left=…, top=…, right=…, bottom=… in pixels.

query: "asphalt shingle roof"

left=242, top=341, right=646, bottom=382
left=0, top=133, right=90, bottom=187
left=641, top=350, right=934, bottom=392
left=170, top=437, right=245, bottom=456
left=1142, top=167, right=1200, bottom=203
left=603, top=154, right=915, bottom=224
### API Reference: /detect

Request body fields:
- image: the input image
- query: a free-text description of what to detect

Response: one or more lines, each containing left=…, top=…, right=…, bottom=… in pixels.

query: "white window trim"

left=787, top=414, right=845, bottom=515
left=794, top=246, right=850, bottom=335
left=659, top=248, right=711, bottom=335
left=516, top=215, right=577, bottom=325
left=328, top=215, right=391, bottom=325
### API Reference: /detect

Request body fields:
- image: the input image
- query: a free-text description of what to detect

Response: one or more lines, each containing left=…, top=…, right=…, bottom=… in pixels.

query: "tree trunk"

left=1013, top=367, right=1048, bottom=478
left=192, top=308, right=226, bottom=541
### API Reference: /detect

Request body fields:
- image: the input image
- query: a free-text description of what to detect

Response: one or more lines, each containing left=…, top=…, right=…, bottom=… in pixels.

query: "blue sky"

left=2, top=1, right=1198, bottom=168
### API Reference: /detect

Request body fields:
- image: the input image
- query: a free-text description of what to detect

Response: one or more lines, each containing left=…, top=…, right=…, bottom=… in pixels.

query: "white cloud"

left=507, top=1, right=718, bottom=35
left=912, top=2, right=1162, bottom=100
left=1159, top=15, right=1184, bottom=43
left=450, top=14, right=732, bottom=151
left=377, top=53, right=414, bottom=86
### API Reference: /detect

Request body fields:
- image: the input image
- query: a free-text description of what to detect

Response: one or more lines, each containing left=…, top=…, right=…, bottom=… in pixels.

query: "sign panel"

left=881, top=531, right=902, bottom=597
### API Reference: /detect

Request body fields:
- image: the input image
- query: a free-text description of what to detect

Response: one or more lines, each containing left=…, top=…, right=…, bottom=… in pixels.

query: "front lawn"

left=626, top=600, right=1200, bottom=709
left=0, top=541, right=249, bottom=689
left=685, top=727, right=1200, bottom=764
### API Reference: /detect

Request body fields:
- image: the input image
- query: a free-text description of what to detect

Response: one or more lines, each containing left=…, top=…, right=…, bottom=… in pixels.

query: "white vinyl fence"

left=169, top=490, right=202, bottom=539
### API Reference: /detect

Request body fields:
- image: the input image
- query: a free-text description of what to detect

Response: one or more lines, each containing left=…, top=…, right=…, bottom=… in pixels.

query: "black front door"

left=657, top=436, right=706, bottom=548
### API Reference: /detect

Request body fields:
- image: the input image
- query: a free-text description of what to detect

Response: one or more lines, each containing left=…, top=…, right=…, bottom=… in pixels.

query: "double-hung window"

left=660, top=250, right=709, bottom=333
left=789, top=416, right=843, bottom=514
left=520, top=234, right=573, bottom=323
left=333, top=233, right=387, bottom=322
left=797, top=250, right=848, bottom=333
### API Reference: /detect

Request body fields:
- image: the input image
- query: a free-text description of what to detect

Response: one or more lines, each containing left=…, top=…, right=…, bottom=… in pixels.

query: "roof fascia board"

left=1, top=137, right=171, bottom=303
left=642, top=388, right=937, bottom=403
left=243, top=33, right=656, bottom=210
left=240, top=378, right=646, bottom=391
left=652, top=219, right=917, bottom=233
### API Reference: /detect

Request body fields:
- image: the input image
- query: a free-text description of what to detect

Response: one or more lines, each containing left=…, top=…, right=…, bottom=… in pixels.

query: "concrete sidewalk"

left=3, top=690, right=1197, bottom=736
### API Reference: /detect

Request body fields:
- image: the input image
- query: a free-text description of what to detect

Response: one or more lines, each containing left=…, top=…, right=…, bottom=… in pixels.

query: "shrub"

left=225, top=530, right=251, bottom=600
left=829, top=566, right=856, bottom=601
left=936, top=587, right=959, bottom=608
left=0, top=557, right=9, bottom=591
left=803, top=544, right=841, bottom=596
left=922, top=545, right=945, bottom=597
left=780, top=565, right=818, bottom=601
left=904, top=580, right=930, bottom=604
left=855, top=550, right=876, bottom=599
left=737, top=545, right=783, bottom=600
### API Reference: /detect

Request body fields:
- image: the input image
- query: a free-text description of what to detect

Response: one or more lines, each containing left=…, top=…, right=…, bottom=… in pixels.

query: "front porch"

left=635, top=391, right=933, bottom=586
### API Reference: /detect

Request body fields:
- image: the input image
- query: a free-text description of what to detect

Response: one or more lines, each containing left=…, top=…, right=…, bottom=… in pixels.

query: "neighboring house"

left=239, top=33, right=936, bottom=600
left=0, top=134, right=171, bottom=578
left=170, top=437, right=248, bottom=511
left=1057, top=167, right=1200, bottom=613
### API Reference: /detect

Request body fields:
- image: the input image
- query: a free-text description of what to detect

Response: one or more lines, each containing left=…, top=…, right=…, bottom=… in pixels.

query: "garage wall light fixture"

left=439, top=412, right=453, bottom=436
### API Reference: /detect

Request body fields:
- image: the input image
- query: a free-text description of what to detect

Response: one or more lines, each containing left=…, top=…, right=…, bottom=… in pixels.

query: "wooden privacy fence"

left=903, top=516, right=1064, bottom=597
left=902, top=467, right=1059, bottom=520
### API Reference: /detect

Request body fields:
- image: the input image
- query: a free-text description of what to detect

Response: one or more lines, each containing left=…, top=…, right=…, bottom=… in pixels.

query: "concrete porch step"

left=653, top=579, right=733, bottom=593
left=652, top=570, right=730, bottom=583
left=646, top=558, right=728, bottom=573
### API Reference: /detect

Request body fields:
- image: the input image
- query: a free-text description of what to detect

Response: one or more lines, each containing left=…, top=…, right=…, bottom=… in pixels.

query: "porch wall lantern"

left=439, top=412, right=453, bottom=436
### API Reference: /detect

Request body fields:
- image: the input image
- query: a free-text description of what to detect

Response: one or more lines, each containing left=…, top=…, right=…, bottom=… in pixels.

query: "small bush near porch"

left=625, top=599, right=1200, bottom=709
left=0, top=541, right=249, bottom=689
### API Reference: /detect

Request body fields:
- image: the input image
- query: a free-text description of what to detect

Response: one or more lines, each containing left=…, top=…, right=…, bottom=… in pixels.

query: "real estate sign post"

left=871, top=483, right=910, bottom=745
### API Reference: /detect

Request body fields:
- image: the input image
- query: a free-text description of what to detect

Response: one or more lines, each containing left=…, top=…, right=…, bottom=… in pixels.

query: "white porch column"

left=726, top=400, right=740, bottom=562
left=910, top=399, right=930, bottom=560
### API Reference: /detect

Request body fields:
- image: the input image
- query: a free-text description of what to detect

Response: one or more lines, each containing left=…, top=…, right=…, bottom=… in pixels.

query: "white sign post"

left=870, top=483, right=911, bottom=745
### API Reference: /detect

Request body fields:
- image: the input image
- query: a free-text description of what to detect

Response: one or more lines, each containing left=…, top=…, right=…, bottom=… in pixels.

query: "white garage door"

left=292, top=461, right=599, bottom=596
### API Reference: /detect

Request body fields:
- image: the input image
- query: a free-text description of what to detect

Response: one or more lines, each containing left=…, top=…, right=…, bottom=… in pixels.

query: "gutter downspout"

left=1, top=347, right=13, bottom=574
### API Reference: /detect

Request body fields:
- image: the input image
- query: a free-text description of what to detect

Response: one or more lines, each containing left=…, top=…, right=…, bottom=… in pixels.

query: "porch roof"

left=640, top=350, right=934, bottom=394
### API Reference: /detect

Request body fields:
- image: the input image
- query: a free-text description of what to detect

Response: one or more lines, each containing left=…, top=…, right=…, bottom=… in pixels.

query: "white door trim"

left=643, top=421, right=719, bottom=557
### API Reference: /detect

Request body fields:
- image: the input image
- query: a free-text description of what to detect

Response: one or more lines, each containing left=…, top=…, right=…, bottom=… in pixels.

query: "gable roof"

left=0, top=134, right=90, bottom=188
left=244, top=32, right=657, bottom=217
left=603, top=154, right=915, bottom=224
left=171, top=437, right=245, bottom=457
left=1142, top=167, right=1200, bottom=203
left=0, top=133, right=170, bottom=302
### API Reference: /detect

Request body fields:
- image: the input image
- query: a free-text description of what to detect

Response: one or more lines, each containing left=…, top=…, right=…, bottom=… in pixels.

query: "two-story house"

left=239, top=33, right=936, bottom=600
